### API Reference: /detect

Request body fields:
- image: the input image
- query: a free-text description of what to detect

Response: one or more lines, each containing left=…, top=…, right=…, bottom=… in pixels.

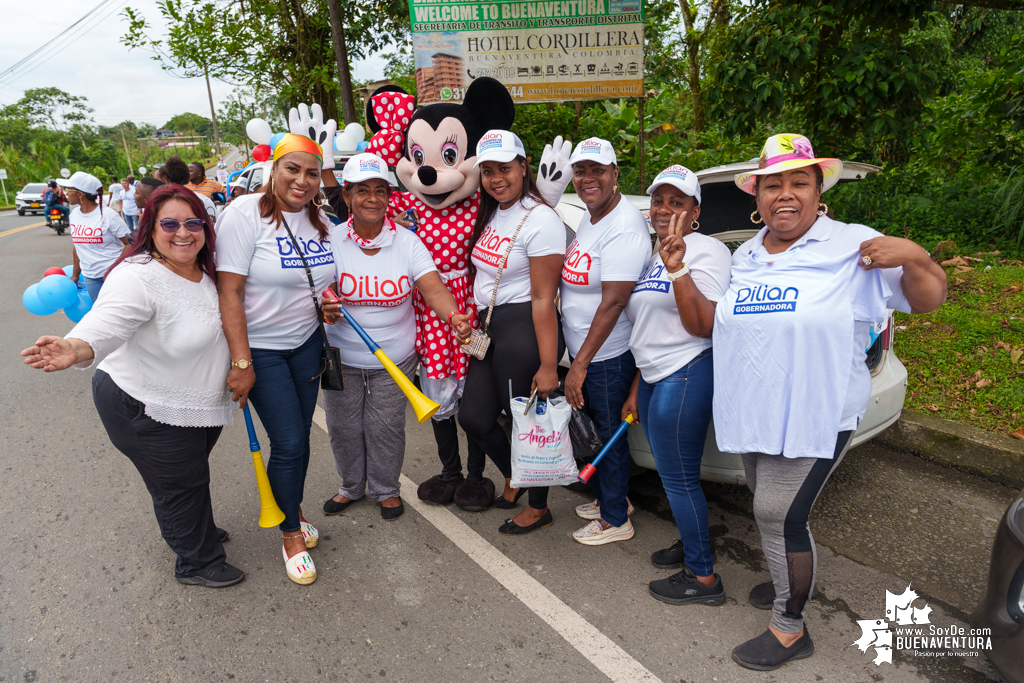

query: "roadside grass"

left=895, top=256, right=1024, bottom=439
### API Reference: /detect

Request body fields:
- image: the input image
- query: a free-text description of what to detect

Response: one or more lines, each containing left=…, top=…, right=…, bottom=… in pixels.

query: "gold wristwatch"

left=231, top=359, right=252, bottom=370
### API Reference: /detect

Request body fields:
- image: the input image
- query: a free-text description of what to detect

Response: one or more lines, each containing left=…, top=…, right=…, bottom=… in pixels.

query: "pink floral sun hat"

left=734, top=134, right=842, bottom=195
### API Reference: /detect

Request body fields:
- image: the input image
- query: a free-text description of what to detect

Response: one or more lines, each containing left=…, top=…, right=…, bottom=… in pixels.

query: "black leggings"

left=458, top=301, right=565, bottom=510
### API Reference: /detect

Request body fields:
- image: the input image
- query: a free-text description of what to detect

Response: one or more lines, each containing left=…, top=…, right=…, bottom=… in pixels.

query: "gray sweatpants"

left=323, top=352, right=418, bottom=502
left=741, top=431, right=853, bottom=633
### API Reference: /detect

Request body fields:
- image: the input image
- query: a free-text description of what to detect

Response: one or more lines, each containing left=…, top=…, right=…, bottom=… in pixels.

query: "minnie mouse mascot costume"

left=288, top=77, right=572, bottom=511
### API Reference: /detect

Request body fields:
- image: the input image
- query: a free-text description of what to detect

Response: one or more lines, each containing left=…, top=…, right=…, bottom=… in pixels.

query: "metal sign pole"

left=638, top=92, right=645, bottom=194
left=1, top=178, right=7, bottom=205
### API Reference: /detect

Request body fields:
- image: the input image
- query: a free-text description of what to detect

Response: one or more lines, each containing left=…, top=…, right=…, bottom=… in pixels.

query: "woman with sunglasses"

left=216, top=133, right=337, bottom=586
left=59, top=171, right=131, bottom=302
left=21, top=186, right=242, bottom=588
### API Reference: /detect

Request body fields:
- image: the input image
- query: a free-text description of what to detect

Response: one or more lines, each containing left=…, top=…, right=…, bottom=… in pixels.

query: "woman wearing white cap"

left=455, top=130, right=566, bottom=532
left=619, top=165, right=732, bottom=605
left=714, top=134, right=946, bottom=670
left=321, top=153, right=472, bottom=522
left=561, top=137, right=650, bottom=546
left=61, top=171, right=131, bottom=302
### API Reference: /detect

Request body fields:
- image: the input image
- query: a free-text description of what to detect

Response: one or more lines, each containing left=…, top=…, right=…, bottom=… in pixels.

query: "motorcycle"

left=46, top=207, right=68, bottom=235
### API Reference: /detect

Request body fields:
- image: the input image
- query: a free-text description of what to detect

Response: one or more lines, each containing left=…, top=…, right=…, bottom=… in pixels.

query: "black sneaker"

left=649, top=569, right=725, bottom=606
left=177, top=562, right=245, bottom=588
left=732, top=628, right=814, bottom=671
left=748, top=581, right=819, bottom=610
left=651, top=539, right=719, bottom=569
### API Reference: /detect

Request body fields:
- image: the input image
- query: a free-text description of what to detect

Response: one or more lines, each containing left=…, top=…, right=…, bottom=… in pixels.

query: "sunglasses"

left=158, top=218, right=206, bottom=233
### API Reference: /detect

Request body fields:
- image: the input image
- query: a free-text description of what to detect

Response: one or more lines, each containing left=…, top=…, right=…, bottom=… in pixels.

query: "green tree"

left=164, top=112, right=214, bottom=137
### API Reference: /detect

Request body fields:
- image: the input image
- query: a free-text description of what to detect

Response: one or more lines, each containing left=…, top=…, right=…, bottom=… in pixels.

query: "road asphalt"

left=1, top=214, right=1017, bottom=682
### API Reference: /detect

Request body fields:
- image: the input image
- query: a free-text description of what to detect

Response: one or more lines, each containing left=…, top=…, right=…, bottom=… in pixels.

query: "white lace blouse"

left=69, top=256, right=235, bottom=427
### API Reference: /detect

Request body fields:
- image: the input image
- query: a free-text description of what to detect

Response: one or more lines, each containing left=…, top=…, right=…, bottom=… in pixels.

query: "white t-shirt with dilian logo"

left=70, top=205, right=131, bottom=279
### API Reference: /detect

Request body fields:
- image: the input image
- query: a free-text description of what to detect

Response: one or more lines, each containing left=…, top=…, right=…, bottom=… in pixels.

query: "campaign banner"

left=409, top=0, right=644, bottom=104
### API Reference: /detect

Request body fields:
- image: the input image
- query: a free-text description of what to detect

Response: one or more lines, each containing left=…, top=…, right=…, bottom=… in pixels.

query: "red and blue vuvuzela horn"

left=578, top=414, right=635, bottom=484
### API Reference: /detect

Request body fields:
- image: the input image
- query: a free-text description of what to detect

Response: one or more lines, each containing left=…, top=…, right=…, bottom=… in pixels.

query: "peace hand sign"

left=658, top=212, right=688, bottom=273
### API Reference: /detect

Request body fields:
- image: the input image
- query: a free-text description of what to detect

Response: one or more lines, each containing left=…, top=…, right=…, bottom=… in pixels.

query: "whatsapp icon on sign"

left=440, top=87, right=453, bottom=100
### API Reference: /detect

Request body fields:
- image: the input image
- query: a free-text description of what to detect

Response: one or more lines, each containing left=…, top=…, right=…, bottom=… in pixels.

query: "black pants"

left=92, top=370, right=226, bottom=578
left=431, top=416, right=487, bottom=481
left=459, top=301, right=565, bottom=510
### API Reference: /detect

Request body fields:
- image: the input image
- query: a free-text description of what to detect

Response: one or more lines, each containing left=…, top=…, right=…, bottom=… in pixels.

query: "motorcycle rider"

left=43, top=180, right=69, bottom=223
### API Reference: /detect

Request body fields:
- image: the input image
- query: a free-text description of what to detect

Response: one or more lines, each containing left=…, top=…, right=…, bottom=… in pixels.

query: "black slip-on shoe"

left=177, top=562, right=245, bottom=588
left=381, top=500, right=405, bottom=521
left=491, top=487, right=528, bottom=510
left=748, top=581, right=819, bottom=610
left=453, top=477, right=495, bottom=512
left=498, top=510, right=553, bottom=535
left=323, top=497, right=356, bottom=515
left=216, top=527, right=229, bottom=543
left=649, top=569, right=725, bottom=606
left=732, top=628, right=814, bottom=671
left=417, top=473, right=463, bottom=505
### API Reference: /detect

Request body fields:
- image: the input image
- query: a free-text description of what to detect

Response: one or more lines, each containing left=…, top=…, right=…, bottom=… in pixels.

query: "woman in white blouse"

left=21, top=186, right=242, bottom=588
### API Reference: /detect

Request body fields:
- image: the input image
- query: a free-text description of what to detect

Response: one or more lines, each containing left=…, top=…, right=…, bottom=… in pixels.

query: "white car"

left=554, top=160, right=906, bottom=485
left=16, top=183, right=48, bottom=216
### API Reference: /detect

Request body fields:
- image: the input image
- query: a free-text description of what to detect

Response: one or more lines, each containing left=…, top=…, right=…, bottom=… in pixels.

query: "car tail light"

left=882, top=314, right=894, bottom=350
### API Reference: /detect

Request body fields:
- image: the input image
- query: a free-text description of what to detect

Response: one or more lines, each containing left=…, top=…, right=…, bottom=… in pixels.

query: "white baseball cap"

left=57, top=171, right=103, bottom=195
left=341, top=153, right=389, bottom=184
left=474, top=130, right=526, bottom=167
left=646, top=165, right=701, bottom=205
left=569, top=137, right=617, bottom=167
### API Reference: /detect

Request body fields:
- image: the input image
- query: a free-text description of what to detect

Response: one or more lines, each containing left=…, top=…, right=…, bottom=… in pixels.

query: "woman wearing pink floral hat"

left=713, top=134, right=947, bottom=670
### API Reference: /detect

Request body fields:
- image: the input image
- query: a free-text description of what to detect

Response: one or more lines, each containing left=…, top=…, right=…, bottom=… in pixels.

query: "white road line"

left=312, top=406, right=662, bottom=683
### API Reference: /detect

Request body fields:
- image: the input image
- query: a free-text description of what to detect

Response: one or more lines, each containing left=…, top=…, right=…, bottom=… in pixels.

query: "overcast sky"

left=0, top=0, right=388, bottom=128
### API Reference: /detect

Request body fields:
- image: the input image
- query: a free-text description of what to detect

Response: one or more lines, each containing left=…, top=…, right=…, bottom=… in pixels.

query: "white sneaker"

left=572, top=519, right=635, bottom=546
left=574, top=498, right=635, bottom=520
left=282, top=545, right=317, bottom=585
left=300, top=521, right=319, bottom=549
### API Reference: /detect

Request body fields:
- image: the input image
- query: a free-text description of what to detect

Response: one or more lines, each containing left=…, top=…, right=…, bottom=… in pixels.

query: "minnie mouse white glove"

left=288, top=103, right=338, bottom=170
left=536, top=135, right=574, bottom=206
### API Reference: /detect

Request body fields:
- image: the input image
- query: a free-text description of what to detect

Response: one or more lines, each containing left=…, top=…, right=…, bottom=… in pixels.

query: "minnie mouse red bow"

left=366, top=91, right=415, bottom=167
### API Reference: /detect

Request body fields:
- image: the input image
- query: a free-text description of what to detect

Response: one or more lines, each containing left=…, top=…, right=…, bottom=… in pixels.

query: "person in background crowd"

left=561, top=137, right=649, bottom=546
left=61, top=172, right=130, bottom=301
left=120, top=177, right=139, bottom=234
left=714, top=134, right=947, bottom=671
left=163, top=156, right=217, bottom=221
left=21, top=185, right=241, bottom=588
left=106, top=175, right=124, bottom=214
left=189, top=162, right=225, bottom=199
left=133, top=177, right=166, bottom=220
left=216, top=133, right=334, bottom=586
left=153, top=166, right=168, bottom=183
left=43, top=180, right=69, bottom=222
left=620, top=165, right=732, bottom=605
left=225, top=176, right=248, bottom=207
left=321, top=154, right=471, bottom=521
left=453, top=131, right=566, bottom=529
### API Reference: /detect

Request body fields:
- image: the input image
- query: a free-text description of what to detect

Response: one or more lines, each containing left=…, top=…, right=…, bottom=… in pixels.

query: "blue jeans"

left=124, top=214, right=137, bottom=234
left=82, top=276, right=104, bottom=302
left=579, top=349, right=637, bottom=527
left=248, top=332, right=322, bottom=532
left=637, top=348, right=715, bottom=576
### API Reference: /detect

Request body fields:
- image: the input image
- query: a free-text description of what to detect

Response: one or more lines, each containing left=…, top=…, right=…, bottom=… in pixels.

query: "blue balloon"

left=63, top=264, right=74, bottom=278
left=37, top=274, right=80, bottom=310
left=64, top=290, right=93, bottom=323
left=23, top=283, right=57, bottom=316
left=269, top=132, right=286, bottom=151
left=356, top=141, right=368, bottom=152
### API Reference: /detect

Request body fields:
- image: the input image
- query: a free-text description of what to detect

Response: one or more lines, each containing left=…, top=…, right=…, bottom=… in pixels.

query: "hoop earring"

left=691, top=220, right=700, bottom=232
left=312, top=191, right=327, bottom=209
left=750, top=210, right=762, bottom=224
left=817, top=202, right=828, bottom=217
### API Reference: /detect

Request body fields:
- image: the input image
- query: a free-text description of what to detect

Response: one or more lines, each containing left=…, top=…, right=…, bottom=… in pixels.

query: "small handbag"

left=463, top=206, right=536, bottom=360
left=280, top=217, right=344, bottom=391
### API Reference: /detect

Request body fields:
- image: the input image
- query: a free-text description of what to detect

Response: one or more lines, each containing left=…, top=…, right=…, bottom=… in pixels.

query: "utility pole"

left=203, top=64, right=223, bottom=160
left=326, top=0, right=357, bottom=124
left=119, top=126, right=133, bottom=175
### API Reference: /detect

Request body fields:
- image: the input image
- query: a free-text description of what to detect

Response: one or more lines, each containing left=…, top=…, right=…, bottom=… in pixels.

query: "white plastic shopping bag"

left=510, top=394, right=578, bottom=488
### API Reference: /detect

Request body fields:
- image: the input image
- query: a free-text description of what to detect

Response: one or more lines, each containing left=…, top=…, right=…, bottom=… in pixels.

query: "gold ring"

left=861, top=255, right=873, bottom=266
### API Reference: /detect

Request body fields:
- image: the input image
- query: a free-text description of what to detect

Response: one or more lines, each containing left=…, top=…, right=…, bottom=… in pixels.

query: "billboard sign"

left=409, top=0, right=644, bottom=104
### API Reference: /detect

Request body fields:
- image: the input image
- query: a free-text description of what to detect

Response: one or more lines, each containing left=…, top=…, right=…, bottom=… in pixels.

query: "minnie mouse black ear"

left=366, top=85, right=410, bottom=133
left=462, top=78, right=515, bottom=131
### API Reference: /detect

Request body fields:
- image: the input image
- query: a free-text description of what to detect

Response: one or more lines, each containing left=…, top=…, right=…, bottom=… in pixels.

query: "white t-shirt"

left=626, top=233, right=732, bottom=383
left=712, top=216, right=911, bottom=459
left=68, top=257, right=234, bottom=427
left=471, top=198, right=565, bottom=309
left=70, top=205, right=131, bottom=279
left=106, top=184, right=124, bottom=205
left=215, top=194, right=336, bottom=350
left=559, top=198, right=650, bottom=362
left=121, top=185, right=138, bottom=216
left=326, top=226, right=437, bottom=368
